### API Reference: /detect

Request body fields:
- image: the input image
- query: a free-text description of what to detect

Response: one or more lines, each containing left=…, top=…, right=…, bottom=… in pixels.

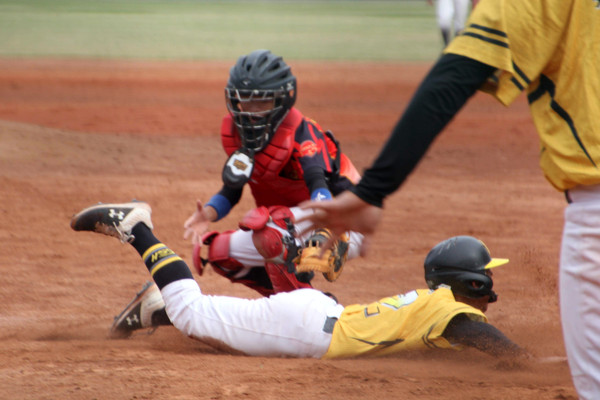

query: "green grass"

left=0, top=0, right=441, bottom=61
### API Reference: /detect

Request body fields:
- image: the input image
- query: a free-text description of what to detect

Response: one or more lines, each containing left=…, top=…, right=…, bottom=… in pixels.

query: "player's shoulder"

left=294, top=117, right=326, bottom=138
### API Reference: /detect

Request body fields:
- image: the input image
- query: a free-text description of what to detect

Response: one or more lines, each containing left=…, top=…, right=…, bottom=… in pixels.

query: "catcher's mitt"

left=295, top=228, right=349, bottom=282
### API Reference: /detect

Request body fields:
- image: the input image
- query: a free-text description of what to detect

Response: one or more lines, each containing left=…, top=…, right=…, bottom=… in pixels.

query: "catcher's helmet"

left=225, top=49, right=297, bottom=152
left=424, top=236, right=509, bottom=303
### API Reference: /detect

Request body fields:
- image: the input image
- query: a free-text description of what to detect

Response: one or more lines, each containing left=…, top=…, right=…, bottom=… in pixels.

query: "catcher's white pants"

left=561, top=185, right=600, bottom=399
left=161, top=279, right=343, bottom=358
left=229, top=206, right=364, bottom=267
left=436, top=0, right=470, bottom=32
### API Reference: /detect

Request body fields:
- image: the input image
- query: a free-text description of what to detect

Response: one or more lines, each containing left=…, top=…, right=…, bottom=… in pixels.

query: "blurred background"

left=0, top=0, right=441, bottom=61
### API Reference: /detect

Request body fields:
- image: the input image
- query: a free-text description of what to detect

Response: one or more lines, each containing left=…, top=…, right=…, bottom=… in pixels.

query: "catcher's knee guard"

left=252, top=227, right=286, bottom=261
left=239, top=206, right=299, bottom=270
left=196, top=230, right=275, bottom=297
left=238, top=206, right=312, bottom=293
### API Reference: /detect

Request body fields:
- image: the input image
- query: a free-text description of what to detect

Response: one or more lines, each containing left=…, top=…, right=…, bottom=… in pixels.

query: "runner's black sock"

left=130, top=223, right=193, bottom=290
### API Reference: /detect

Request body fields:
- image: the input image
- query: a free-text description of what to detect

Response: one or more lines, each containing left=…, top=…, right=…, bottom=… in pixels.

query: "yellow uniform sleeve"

left=323, top=288, right=486, bottom=359
left=446, top=0, right=571, bottom=106
left=445, top=0, right=600, bottom=191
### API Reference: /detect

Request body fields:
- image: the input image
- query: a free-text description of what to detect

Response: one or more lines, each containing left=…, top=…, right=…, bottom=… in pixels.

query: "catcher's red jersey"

left=221, top=108, right=359, bottom=207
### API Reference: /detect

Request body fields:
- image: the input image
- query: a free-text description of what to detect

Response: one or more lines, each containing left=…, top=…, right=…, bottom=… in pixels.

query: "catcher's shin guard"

left=197, top=230, right=275, bottom=297
left=194, top=230, right=237, bottom=276
left=264, top=262, right=312, bottom=293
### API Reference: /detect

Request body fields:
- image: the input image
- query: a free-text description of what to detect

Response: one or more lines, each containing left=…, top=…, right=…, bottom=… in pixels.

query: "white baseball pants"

left=161, top=279, right=343, bottom=358
left=436, top=0, right=471, bottom=33
left=561, top=184, right=600, bottom=399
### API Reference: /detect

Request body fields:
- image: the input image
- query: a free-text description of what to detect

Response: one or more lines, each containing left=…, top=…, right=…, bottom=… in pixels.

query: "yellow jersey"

left=445, top=0, right=600, bottom=191
left=323, top=287, right=486, bottom=359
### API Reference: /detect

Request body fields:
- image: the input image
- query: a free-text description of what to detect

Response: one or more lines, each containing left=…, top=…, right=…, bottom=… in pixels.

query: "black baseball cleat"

left=70, top=201, right=153, bottom=243
left=109, top=281, right=166, bottom=339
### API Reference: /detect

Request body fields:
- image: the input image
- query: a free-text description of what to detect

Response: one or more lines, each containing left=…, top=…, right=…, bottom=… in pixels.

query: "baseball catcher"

left=108, top=49, right=364, bottom=338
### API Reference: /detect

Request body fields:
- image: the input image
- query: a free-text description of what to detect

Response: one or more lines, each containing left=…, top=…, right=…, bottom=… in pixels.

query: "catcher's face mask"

left=225, top=87, right=292, bottom=152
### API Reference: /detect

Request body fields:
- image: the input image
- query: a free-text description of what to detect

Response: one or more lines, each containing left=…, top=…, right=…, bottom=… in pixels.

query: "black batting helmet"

left=225, top=49, right=297, bottom=152
left=424, top=236, right=509, bottom=303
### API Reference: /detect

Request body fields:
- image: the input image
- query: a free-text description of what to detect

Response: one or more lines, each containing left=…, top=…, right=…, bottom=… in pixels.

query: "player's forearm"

left=303, top=166, right=333, bottom=200
left=466, top=324, right=526, bottom=358
left=353, top=54, right=495, bottom=207
left=445, top=317, right=527, bottom=358
left=206, top=185, right=243, bottom=221
left=202, top=205, right=218, bottom=222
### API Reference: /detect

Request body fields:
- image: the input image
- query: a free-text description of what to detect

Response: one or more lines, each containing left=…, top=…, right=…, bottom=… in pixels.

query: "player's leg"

left=560, top=192, right=600, bottom=399
left=198, top=229, right=276, bottom=296
left=195, top=206, right=311, bottom=288
left=202, top=227, right=312, bottom=294
left=164, top=282, right=340, bottom=357
left=436, top=0, right=453, bottom=46
left=452, top=0, right=470, bottom=37
left=109, top=280, right=170, bottom=339
left=70, top=201, right=187, bottom=338
left=108, top=224, right=278, bottom=338
left=70, top=201, right=337, bottom=357
left=236, top=206, right=314, bottom=292
left=109, top=206, right=310, bottom=338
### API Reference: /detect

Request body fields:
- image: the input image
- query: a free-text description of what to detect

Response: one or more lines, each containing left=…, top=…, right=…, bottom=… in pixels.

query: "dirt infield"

left=0, top=58, right=576, bottom=399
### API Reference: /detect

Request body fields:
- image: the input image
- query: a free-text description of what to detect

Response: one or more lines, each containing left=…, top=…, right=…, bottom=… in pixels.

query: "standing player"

left=299, top=0, right=600, bottom=398
left=71, top=201, right=530, bottom=360
left=427, top=0, right=472, bottom=46
left=109, top=49, right=365, bottom=338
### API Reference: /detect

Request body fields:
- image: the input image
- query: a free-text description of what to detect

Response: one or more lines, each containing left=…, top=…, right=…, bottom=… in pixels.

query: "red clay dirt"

left=0, top=58, right=576, bottom=399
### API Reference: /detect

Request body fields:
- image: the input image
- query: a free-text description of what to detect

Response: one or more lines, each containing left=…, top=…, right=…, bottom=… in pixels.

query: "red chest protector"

left=221, top=108, right=310, bottom=207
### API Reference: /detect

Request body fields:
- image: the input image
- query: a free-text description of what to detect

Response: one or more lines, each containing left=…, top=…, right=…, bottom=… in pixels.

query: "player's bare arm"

left=443, top=314, right=528, bottom=359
